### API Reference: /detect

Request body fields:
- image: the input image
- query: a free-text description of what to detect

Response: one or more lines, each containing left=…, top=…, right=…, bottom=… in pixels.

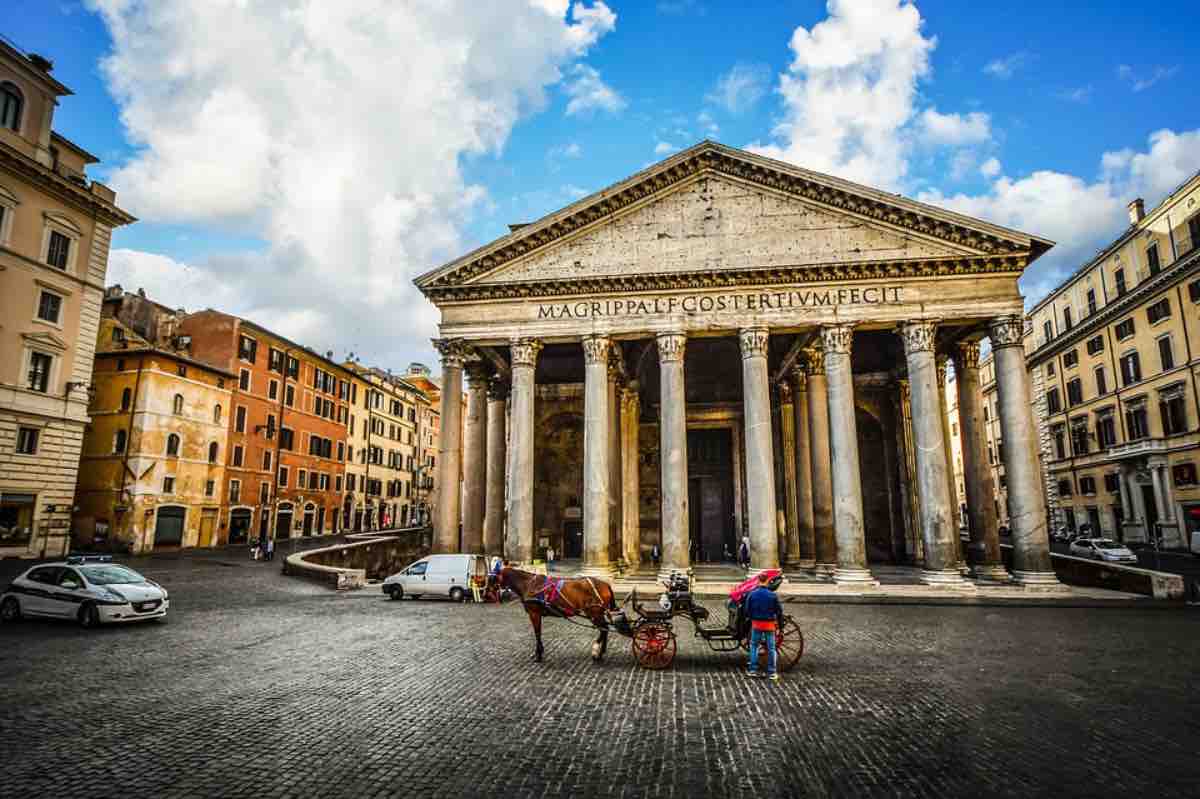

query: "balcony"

left=1105, top=437, right=1166, bottom=460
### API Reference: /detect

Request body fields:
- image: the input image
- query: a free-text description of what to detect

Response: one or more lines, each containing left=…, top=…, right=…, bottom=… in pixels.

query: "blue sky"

left=6, top=0, right=1199, bottom=369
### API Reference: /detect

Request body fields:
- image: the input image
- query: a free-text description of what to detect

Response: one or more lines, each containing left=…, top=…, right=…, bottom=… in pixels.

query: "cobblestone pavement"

left=2, top=553, right=1199, bottom=798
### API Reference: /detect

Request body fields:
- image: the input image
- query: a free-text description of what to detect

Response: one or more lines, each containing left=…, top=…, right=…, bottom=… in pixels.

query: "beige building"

left=0, top=40, right=134, bottom=557
left=1024, top=173, right=1200, bottom=547
left=74, top=316, right=233, bottom=552
left=414, top=141, right=1059, bottom=587
left=403, top=363, right=445, bottom=528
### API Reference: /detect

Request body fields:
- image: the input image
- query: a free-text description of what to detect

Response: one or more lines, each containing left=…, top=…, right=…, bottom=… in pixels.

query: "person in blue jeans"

left=745, top=571, right=782, bottom=681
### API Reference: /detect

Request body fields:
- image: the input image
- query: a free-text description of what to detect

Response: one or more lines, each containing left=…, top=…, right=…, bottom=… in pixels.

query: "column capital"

left=988, top=315, right=1025, bottom=349
left=897, top=320, right=939, bottom=355
left=607, top=347, right=626, bottom=383
left=620, top=385, right=640, bottom=414
left=953, top=340, right=982, bottom=371
left=801, top=344, right=824, bottom=376
left=432, top=338, right=472, bottom=367
left=510, top=338, right=543, bottom=369
left=582, top=334, right=611, bottom=365
left=820, top=324, right=854, bottom=356
left=486, top=378, right=510, bottom=401
left=656, top=331, right=687, bottom=363
left=739, top=327, right=770, bottom=360
left=790, top=364, right=808, bottom=391
left=464, top=361, right=491, bottom=385
left=778, top=380, right=793, bottom=404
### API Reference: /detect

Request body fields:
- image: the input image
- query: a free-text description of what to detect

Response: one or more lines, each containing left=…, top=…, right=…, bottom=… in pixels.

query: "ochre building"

left=415, top=142, right=1060, bottom=586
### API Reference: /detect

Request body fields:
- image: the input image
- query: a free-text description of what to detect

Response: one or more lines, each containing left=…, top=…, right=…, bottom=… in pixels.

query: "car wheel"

left=449, top=587, right=465, bottom=602
left=388, top=585, right=404, bottom=601
left=77, top=603, right=100, bottom=629
left=0, top=597, right=20, bottom=623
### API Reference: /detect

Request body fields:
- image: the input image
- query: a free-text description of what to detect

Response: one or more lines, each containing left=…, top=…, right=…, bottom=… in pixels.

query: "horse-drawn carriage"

left=610, top=569, right=805, bottom=670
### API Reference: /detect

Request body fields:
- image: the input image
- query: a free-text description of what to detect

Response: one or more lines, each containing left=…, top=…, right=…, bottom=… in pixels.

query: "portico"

left=414, top=141, right=1059, bottom=586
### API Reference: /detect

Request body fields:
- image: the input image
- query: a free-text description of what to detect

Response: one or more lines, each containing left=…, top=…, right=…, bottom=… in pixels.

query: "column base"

left=577, top=564, right=616, bottom=579
left=1011, top=570, right=1067, bottom=590
left=971, top=563, right=1011, bottom=582
left=957, top=560, right=971, bottom=576
left=813, top=562, right=837, bottom=579
left=833, top=566, right=878, bottom=585
left=920, top=568, right=969, bottom=586
left=787, top=558, right=816, bottom=570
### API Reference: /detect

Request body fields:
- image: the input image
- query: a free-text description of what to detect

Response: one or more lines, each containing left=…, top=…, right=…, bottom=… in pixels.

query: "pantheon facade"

left=415, top=142, right=1059, bottom=587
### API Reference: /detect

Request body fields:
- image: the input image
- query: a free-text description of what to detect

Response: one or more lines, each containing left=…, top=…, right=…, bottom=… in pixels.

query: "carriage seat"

left=639, top=608, right=674, bottom=622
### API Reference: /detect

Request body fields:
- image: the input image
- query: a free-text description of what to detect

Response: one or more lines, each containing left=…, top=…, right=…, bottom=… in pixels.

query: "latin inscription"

left=536, top=286, right=904, bottom=320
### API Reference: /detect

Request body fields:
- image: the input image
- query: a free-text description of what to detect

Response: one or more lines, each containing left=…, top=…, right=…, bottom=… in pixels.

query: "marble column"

left=790, top=366, right=816, bottom=568
left=433, top=339, right=467, bottom=553
left=657, top=332, right=689, bottom=577
left=989, top=316, right=1060, bottom=586
left=506, top=338, right=541, bottom=563
left=581, top=335, right=613, bottom=577
left=483, top=379, right=508, bottom=557
left=806, top=347, right=836, bottom=576
left=461, top=362, right=489, bottom=554
left=822, top=325, right=874, bottom=584
left=779, top=381, right=801, bottom=568
left=740, top=327, right=780, bottom=571
left=607, top=352, right=623, bottom=565
left=936, top=358, right=965, bottom=542
left=953, top=341, right=1007, bottom=580
left=1149, top=458, right=1167, bottom=527
left=898, top=321, right=964, bottom=584
left=620, top=384, right=641, bottom=570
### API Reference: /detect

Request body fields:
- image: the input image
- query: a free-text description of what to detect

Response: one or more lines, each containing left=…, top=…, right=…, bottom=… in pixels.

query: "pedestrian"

left=739, top=535, right=750, bottom=570
left=651, top=543, right=661, bottom=569
left=546, top=546, right=555, bottom=572
left=745, top=571, right=782, bottom=681
left=265, top=534, right=275, bottom=562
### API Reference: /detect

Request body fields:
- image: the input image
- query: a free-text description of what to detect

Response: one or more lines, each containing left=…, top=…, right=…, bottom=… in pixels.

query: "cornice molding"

left=0, top=144, right=135, bottom=227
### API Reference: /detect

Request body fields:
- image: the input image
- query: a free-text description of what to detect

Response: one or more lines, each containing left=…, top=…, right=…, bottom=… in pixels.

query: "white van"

left=382, top=554, right=487, bottom=601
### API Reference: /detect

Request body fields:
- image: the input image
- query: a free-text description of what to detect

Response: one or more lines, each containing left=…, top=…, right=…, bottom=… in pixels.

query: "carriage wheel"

left=745, top=617, right=805, bottom=673
left=631, top=623, right=676, bottom=670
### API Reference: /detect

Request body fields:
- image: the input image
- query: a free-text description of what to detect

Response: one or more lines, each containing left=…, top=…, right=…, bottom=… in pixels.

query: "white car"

left=1068, top=538, right=1139, bottom=564
left=382, top=553, right=487, bottom=601
left=0, top=555, right=169, bottom=628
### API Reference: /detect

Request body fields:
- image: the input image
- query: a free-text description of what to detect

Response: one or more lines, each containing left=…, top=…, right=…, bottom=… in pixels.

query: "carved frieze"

left=820, top=324, right=854, bottom=356
left=897, top=321, right=938, bottom=355
left=509, top=338, right=543, bottom=369
left=581, top=335, right=611, bottom=366
left=656, top=332, right=687, bottom=363
left=988, top=315, right=1025, bottom=348
left=739, top=327, right=770, bottom=360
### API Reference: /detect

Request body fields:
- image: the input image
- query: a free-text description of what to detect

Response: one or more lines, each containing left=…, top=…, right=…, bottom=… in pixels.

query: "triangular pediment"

left=22, top=330, right=68, bottom=351
left=415, top=141, right=1052, bottom=299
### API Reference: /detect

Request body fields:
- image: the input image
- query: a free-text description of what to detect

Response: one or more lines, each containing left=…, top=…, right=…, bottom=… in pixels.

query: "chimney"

left=1127, top=198, right=1145, bottom=225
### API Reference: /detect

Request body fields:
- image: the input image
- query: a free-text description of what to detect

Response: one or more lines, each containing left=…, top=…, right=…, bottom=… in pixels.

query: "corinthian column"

left=779, top=381, right=801, bottom=568
left=620, top=385, right=641, bottom=570
left=805, top=347, right=836, bottom=576
left=898, top=321, right=964, bottom=584
left=658, top=331, right=690, bottom=577
left=937, top=357, right=967, bottom=575
left=822, top=325, right=873, bottom=584
left=506, top=338, right=541, bottom=562
left=433, top=339, right=467, bottom=553
left=790, top=366, right=816, bottom=568
left=581, top=335, right=613, bottom=577
left=608, top=350, right=623, bottom=565
left=740, top=327, right=780, bottom=571
left=953, top=341, right=1007, bottom=580
left=990, top=316, right=1061, bottom=587
left=483, top=379, right=508, bottom=557
left=461, top=362, right=489, bottom=554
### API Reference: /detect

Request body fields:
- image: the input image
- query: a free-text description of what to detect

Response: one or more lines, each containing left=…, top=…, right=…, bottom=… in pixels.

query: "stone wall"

left=283, top=527, right=431, bottom=590
left=1000, top=544, right=1183, bottom=599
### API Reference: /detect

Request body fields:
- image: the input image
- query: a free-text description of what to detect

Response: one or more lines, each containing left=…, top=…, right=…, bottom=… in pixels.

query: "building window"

left=266, top=414, right=276, bottom=439
left=1066, top=378, right=1083, bottom=407
left=239, top=369, right=250, bottom=391
left=229, top=480, right=241, bottom=503
left=1062, top=306, right=1073, bottom=331
left=1058, top=479, right=1073, bottom=498
left=1063, top=349, right=1078, bottom=368
left=285, top=385, right=295, bottom=407
left=298, top=469, right=307, bottom=489
left=0, top=82, right=22, bottom=131
left=15, top=426, right=38, bottom=455
left=1114, top=268, right=1127, bottom=297
left=260, top=482, right=270, bottom=503
left=278, top=466, right=289, bottom=487
left=1125, top=404, right=1149, bottom=440
left=1052, top=425, right=1066, bottom=460
left=173, top=393, right=184, bottom=415
left=1070, top=421, right=1089, bottom=456
left=269, top=380, right=279, bottom=400
left=114, top=429, right=127, bottom=454
left=336, top=475, right=343, bottom=492
left=162, top=476, right=175, bottom=494
left=1173, top=463, right=1198, bottom=487
left=238, top=335, right=257, bottom=363
left=166, top=433, right=181, bottom=456
left=235, top=406, right=247, bottom=433
left=1146, top=242, right=1161, bottom=276
left=1189, top=279, right=1200, bottom=303
left=1086, top=335, right=1105, bottom=356
left=208, top=442, right=218, bottom=463
left=1086, top=288, right=1097, bottom=316
left=1114, top=318, right=1135, bottom=340
left=263, top=450, right=272, bottom=470
left=286, top=356, right=299, bottom=379
left=1094, top=366, right=1107, bottom=396
left=1046, top=388, right=1062, bottom=415
left=27, top=351, right=52, bottom=393
left=1042, top=320, right=1053, bottom=343
left=46, top=230, right=71, bottom=269
left=177, top=365, right=187, bottom=378
left=121, top=387, right=132, bottom=411
left=279, top=428, right=294, bottom=451
left=269, top=348, right=284, bottom=372
left=1103, top=473, right=1120, bottom=494
left=1160, top=392, right=1187, bottom=436
left=205, top=480, right=215, bottom=497
left=1146, top=297, right=1171, bottom=324
left=1120, top=351, right=1141, bottom=386
left=1158, top=336, right=1175, bottom=370
left=36, top=291, right=63, bottom=324
left=232, top=445, right=244, bottom=467
left=214, top=404, right=222, bottom=423
left=1079, top=476, right=1096, bottom=495
left=1096, top=413, right=1116, bottom=449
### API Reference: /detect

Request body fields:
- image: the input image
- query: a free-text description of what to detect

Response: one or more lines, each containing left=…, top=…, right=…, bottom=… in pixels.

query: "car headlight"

left=99, top=588, right=126, bottom=603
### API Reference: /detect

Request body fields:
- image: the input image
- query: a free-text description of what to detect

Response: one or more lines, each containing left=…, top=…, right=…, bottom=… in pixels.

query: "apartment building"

left=404, top=362, right=444, bottom=527
left=0, top=39, right=135, bottom=557
left=1024, top=174, right=1200, bottom=547
left=74, top=314, right=232, bottom=552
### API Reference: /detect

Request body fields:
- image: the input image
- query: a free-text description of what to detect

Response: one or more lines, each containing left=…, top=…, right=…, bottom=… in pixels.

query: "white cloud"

left=705, top=62, right=771, bottom=114
left=87, top=0, right=617, bottom=368
left=564, top=63, right=626, bottom=116
left=979, top=157, right=1001, bottom=178
left=654, top=140, right=680, bottom=156
left=1117, top=64, right=1180, bottom=92
left=1056, top=85, right=1093, bottom=103
left=983, top=50, right=1030, bottom=79
left=918, top=109, right=991, bottom=145
left=697, top=110, right=719, bottom=136
left=748, top=0, right=937, bottom=189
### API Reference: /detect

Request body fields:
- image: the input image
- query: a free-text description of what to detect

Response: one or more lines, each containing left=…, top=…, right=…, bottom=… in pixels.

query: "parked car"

left=0, top=555, right=169, bottom=627
left=382, top=554, right=487, bottom=601
left=1068, top=538, right=1138, bottom=564
left=1190, top=529, right=1200, bottom=559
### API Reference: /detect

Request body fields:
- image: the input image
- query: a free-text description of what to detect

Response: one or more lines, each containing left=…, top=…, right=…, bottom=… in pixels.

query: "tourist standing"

left=745, top=571, right=781, bottom=681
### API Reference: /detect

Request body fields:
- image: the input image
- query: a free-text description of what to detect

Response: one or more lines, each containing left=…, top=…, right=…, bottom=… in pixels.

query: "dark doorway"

left=1141, top=485, right=1158, bottom=537
left=856, top=408, right=897, bottom=563
left=229, top=509, right=252, bottom=544
left=317, top=506, right=326, bottom=535
left=276, top=507, right=293, bottom=539
left=686, top=428, right=734, bottom=562
left=259, top=509, right=270, bottom=539
left=564, top=520, right=583, bottom=558
left=154, top=506, right=185, bottom=548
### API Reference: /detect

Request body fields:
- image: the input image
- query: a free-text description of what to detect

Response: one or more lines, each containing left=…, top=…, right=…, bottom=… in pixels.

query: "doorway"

left=153, top=506, right=186, bottom=548
left=198, top=508, right=218, bottom=547
left=317, top=506, right=326, bottom=535
left=303, top=504, right=315, bottom=536
left=276, top=505, right=293, bottom=539
left=1141, top=485, right=1159, bottom=537
left=230, top=508, right=252, bottom=545
left=686, top=428, right=734, bottom=563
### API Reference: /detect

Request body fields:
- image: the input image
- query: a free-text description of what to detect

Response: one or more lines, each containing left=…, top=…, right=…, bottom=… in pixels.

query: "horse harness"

left=529, top=575, right=605, bottom=618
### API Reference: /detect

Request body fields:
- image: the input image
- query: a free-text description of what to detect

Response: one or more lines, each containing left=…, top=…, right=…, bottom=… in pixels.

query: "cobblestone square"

left=2, top=552, right=1198, bottom=798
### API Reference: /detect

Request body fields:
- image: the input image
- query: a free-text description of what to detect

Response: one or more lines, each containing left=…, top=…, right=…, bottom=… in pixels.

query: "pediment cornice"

left=416, top=141, right=1051, bottom=297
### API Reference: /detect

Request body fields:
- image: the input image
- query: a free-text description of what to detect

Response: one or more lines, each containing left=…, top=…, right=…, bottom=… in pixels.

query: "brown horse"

left=496, top=567, right=618, bottom=663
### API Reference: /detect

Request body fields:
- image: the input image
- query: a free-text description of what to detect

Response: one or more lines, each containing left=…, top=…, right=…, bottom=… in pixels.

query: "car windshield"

left=1094, top=540, right=1123, bottom=550
left=79, top=565, right=146, bottom=585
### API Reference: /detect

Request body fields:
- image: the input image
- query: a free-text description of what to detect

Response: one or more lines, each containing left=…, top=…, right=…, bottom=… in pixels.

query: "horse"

left=495, top=566, right=618, bottom=663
